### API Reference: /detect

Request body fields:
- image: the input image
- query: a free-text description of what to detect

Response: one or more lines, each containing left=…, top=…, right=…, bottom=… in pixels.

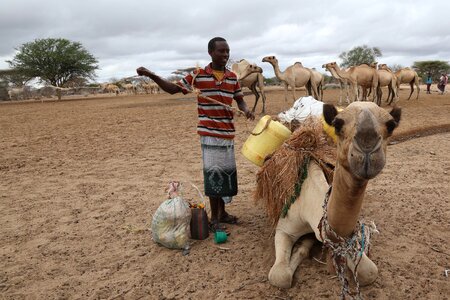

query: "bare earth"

left=1, top=87, right=449, bottom=300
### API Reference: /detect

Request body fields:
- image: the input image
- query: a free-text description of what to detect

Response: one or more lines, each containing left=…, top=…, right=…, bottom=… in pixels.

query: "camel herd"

left=231, top=56, right=419, bottom=113
left=4, top=79, right=162, bottom=101
left=3, top=58, right=420, bottom=107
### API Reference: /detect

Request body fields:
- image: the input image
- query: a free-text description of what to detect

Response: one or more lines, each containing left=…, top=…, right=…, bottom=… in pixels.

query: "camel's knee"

left=290, top=238, right=314, bottom=267
left=268, top=262, right=293, bottom=288
left=349, top=255, right=378, bottom=286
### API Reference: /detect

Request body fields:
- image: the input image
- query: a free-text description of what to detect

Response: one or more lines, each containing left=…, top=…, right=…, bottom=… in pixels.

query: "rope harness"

left=318, top=186, right=378, bottom=300
left=280, top=155, right=310, bottom=217
left=280, top=150, right=334, bottom=219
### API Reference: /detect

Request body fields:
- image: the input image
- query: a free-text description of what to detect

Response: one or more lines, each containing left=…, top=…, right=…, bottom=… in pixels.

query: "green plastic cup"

left=214, top=230, right=228, bottom=244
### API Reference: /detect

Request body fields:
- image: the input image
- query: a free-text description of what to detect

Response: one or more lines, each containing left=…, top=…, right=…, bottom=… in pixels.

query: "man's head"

left=208, top=37, right=229, bottom=70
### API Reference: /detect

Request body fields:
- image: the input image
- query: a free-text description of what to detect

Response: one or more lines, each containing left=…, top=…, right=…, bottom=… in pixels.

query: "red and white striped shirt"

left=178, top=64, right=243, bottom=139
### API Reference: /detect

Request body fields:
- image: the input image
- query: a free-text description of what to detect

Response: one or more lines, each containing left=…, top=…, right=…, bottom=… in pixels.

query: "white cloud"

left=1, top=0, right=449, bottom=82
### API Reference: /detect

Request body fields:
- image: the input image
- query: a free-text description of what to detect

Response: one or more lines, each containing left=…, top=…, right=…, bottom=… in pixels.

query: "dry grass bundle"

left=254, top=117, right=337, bottom=227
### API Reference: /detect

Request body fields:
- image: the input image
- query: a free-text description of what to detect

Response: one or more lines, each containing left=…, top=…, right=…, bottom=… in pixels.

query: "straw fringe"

left=254, top=117, right=336, bottom=227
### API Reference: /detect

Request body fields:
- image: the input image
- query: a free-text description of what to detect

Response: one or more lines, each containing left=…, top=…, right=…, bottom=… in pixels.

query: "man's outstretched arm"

left=136, top=67, right=182, bottom=94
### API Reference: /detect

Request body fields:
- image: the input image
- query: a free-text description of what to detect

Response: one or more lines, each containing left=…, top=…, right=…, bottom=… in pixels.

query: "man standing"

left=426, top=73, right=432, bottom=94
left=137, top=37, right=254, bottom=232
left=438, top=73, right=448, bottom=95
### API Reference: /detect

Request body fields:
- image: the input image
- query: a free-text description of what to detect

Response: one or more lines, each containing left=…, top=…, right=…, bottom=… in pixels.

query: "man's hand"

left=244, top=110, right=255, bottom=120
left=136, top=67, right=154, bottom=77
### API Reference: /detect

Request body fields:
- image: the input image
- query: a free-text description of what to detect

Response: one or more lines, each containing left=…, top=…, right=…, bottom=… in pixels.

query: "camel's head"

left=378, top=64, right=389, bottom=71
left=239, top=64, right=263, bottom=81
left=370, top=62, right=378, bottom=69
left=323, top=102, right=401, bottom=180
left=262, top=56, right=278, bottom=65
left=322, top=61, right=338, bottom=72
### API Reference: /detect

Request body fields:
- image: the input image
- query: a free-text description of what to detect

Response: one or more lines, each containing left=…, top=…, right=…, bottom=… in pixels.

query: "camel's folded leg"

left=269, top=230, right=296, bottom=288
left=289, top=237, right=315, bottom=271
left=269, top=232, right=315, bottom=288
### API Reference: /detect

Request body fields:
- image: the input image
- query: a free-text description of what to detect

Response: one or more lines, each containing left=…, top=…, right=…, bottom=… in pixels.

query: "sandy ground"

left=0, top=87, right=449, bottom=300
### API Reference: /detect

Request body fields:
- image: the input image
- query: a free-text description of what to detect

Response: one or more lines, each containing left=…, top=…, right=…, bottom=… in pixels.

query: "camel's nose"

left=354, top=110, right=381, bottom=152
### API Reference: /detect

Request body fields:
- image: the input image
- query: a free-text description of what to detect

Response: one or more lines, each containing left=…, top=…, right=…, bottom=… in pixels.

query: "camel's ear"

left=386, top=106, right=401, bottom=135
left=323, top=104, right=338, bottom=126
left=323, top=104, right=344, bottom=135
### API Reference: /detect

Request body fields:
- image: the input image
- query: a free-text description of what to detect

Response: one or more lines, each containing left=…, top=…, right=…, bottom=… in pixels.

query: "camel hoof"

left=268, top=263, right=293, bottom=288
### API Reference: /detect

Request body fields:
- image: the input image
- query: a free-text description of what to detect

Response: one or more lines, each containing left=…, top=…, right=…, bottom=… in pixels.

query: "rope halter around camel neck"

left=318, top=186, right=378, bottom=300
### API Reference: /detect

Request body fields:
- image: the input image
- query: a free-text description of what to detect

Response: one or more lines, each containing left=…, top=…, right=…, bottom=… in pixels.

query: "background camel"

left=310, top=68, right=324, bottom=101
left=326, top=62, right=381, bottom=105
left=256, top=102, right=401, bottom=297
left=322, top=62, right=350, bottom=105
left=394, top=67, right=420, bottom=100
left=294, top=62, right=324, bottom=101
left=262, top=56, right=318, bottom=101
left=122, top=83, right=137, bottom=95
left=231, top=59, right=268, bottom=114
left=364, top=62, right=398, bottom=105
left=104, top=84, right=120, bottom=95
left=375, top=64, right=398, bottom=104
left=140, top=81, right=160, bottom=94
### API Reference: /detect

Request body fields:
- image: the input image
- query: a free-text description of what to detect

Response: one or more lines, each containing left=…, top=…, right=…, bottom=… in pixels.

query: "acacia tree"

left=339, top=45, right=382, bottom=68
left=7, top=38, right=98, bottom=87
left=412, top=60, right=450, bottom=81
left=388, top=64, right=404, bottom=72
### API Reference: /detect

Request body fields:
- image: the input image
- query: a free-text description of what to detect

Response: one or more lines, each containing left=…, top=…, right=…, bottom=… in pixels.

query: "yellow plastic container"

left=241, top=115, right=292, bottom=166
left=321, top=115, right=337, bottom=143
left=320, top=107, right=343, bottom=144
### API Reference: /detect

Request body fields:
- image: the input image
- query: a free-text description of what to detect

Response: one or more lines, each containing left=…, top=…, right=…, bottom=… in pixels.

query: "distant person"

left=438, top=73, right=448, bottom=95
left=426, top=73, right=432, bottom=94
left=136, top=37, right=255, bottom=232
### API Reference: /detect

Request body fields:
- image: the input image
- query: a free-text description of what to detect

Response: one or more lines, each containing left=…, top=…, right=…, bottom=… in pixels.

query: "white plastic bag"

left=151, top=182, right=191, bottom=250
left=277, top=96, right=324, bottom=123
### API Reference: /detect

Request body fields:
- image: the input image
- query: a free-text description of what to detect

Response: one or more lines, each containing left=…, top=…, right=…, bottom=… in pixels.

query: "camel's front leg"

left=345, top=81, right=351, bottom=103
left=289, top=81, right=297, bottom=101
left=283, top=82, right=289, bottom=102
left=415, top=81, right=420, bottom=100
left=289, top=237, right=315, bottom=271
left=353, top=83, right=359, bottom=102
left=347, top=253, right=378, bottom=286
left=338, top=81, right=344, bottom=106
left=310, top=82, right=319, bottom=100
left=269, top=230, right=297, bottom=288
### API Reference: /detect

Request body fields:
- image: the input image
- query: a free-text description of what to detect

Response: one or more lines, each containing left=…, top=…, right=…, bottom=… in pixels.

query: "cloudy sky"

left=1, top=0, right=449, bottom=83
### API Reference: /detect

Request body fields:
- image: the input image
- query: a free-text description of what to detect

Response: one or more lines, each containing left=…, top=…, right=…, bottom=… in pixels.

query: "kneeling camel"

left=256, top=102, right=401, bottom=297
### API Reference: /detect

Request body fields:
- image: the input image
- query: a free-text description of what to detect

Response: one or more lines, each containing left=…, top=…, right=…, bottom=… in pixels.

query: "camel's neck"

left=326, top=163, right=368, bottom=238
left=270, top=62, right=286, bottom=81
left=332, top=65, right=352, bottom=81
left=328, top=67, right=344, bottom=82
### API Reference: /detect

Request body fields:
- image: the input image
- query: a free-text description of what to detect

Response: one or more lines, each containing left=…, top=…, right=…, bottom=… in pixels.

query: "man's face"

left=209, top=41, right=230, bottom=68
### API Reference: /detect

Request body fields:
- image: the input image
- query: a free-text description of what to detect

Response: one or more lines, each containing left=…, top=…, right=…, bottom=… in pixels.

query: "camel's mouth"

left=348, top=147, right=386, bottom=180
left=348, top=136, right=386, bottom=179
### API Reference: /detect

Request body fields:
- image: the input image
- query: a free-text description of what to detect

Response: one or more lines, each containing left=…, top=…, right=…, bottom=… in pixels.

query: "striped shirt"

left=178, top=63, right=243, bottom=139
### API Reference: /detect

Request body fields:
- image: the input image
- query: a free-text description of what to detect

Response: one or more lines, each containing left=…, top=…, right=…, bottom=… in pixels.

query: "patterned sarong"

left=200, top=136, right=238, bottom=200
